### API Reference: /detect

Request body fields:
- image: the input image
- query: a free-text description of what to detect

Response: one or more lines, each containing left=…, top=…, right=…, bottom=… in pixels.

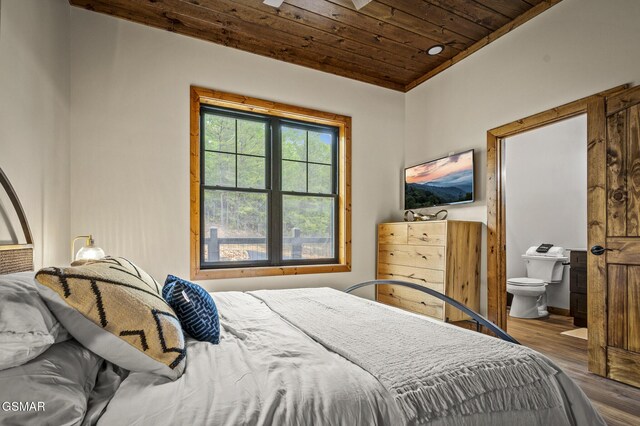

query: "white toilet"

left=507, top=247, right=568, bottom=319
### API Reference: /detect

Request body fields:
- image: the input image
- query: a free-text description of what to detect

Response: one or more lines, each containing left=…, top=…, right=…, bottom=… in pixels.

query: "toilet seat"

left=507, top=277, right=545, bottom=287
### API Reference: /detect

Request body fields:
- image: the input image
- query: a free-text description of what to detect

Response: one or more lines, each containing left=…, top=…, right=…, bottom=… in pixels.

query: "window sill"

left=191, top=263, right=351, bottom=280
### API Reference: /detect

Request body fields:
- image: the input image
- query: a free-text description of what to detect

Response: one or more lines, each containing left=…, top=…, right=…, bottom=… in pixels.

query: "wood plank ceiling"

left=69, top=0, right=562, bottom=92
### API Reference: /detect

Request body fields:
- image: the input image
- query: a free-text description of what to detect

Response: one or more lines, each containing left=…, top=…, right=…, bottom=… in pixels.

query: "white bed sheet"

left=96, top=291, right=603, bottom=426
left=97, top=291, right=401, bottom=425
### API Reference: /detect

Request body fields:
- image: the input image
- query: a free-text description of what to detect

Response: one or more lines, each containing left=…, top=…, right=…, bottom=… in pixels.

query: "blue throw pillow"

left=162, top=275, right=220, bottom=344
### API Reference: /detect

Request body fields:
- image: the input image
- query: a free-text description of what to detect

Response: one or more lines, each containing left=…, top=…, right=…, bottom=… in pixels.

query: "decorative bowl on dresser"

left=376, top=220, right=481, bottom=322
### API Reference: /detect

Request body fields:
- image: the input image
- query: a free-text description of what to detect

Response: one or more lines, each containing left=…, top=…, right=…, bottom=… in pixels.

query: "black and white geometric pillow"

left=35, top=257, right=186, bottom=380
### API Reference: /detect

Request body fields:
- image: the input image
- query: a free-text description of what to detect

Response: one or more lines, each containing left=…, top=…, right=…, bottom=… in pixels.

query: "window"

left=190, top=87, right=351, bottom=279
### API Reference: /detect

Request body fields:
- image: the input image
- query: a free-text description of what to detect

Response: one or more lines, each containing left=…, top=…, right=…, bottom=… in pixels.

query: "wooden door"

left=588, top=85, right=640, bottom=387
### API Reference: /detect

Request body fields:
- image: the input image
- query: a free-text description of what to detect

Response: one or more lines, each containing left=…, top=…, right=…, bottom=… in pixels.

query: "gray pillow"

left=0, top=339, right=103, bottom=426
left=0, top=271, right=69, bottom=370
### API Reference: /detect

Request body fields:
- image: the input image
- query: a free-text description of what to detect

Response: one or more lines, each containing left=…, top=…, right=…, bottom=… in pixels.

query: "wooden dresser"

left=376, top=220, right=481, bottom=322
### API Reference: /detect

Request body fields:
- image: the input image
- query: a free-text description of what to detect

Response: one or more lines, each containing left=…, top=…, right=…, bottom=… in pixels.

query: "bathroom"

left=504, top=114, right=587, bottom=337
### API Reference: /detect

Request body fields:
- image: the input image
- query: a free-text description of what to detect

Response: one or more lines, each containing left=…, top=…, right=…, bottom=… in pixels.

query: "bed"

left=91, top=285, right=602, bottom=426
left=0, top=168, right=605, bottom=426
left=0, top=273, right=605, bottom=425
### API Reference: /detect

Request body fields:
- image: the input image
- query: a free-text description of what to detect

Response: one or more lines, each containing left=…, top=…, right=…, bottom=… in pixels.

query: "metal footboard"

left=344, top=280, right=519, bottom=345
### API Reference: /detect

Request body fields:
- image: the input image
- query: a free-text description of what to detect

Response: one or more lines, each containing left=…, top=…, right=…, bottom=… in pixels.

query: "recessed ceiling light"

left=427, top=45, right=444, bottom=56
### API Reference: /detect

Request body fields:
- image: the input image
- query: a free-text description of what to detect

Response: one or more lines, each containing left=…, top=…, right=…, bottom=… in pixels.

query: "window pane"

left=308, top=130, right=333, bottom=164
left=282, top=160, right=306, bottom=192
left=237, top=155, right=265, bottom=189
left=308, top=164, right=332, bottom=194
left=282, top=195, right=334, bottom=260
left=203, top=190, right=268, bottom=262
left=237, top=120, right=266, bottom=156
left=282, top=126, right=306, bottom=161
left=204, top=114, right=235, bottom=153
left=205, top=152, right=235, bottom=187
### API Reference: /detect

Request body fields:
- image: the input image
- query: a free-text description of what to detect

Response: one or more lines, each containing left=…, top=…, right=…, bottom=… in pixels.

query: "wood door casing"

left=587, top=94, right=608, bottom=377
left=589, top=85, right=640, bottom=387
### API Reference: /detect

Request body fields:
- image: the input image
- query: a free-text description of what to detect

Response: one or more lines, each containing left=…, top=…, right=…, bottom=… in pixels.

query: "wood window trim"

left=485, top=84, right=628, bottom=334
left=190, top=86, right=352, bottom=280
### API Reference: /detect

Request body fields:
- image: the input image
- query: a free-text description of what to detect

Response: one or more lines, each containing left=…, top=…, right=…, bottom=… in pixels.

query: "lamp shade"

left=72, top=235, right=105, bottom=262
left=75, top=244, right=106, bottom=261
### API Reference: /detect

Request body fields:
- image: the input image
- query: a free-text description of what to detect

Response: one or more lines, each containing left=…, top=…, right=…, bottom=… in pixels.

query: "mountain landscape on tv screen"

left=405, top=155, right=474, bottom=209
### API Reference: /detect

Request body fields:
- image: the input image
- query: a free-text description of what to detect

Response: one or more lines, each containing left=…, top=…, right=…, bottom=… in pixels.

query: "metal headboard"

left=345, top=280, right=519, bottom=344
left=0, top=167, right=34, bottom=274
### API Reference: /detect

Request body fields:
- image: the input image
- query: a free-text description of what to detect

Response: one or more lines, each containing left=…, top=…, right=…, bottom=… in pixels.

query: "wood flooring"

left=507, top=314, right=640, bottom=426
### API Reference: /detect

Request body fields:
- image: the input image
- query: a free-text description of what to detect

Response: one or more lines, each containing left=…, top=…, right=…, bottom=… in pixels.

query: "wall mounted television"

left=404, top=149, right=475, bottom=209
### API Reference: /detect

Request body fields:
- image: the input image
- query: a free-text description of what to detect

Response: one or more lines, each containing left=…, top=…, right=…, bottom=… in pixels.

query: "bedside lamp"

left=71, top=235, right=105, bottom=262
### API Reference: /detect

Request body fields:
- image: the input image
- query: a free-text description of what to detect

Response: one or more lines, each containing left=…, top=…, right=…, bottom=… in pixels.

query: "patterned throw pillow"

left=162, top=275, right=220, bottom=344
left=35, top=257, right=186, bottom=380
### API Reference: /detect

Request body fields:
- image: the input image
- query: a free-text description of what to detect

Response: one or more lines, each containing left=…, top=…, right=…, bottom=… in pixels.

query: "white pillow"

left=0, top=272, right=69, bottom=370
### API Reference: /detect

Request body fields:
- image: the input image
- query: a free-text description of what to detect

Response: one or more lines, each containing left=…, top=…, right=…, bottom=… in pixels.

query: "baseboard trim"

left=548, top=306, right=571, bottom=316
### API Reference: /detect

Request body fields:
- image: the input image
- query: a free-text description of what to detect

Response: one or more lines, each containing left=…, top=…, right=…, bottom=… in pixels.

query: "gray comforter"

left=97, top=289, right=604, bottom=425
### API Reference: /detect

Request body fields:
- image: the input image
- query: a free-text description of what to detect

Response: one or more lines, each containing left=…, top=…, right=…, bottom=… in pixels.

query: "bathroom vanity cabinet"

left=570, top=250, right=588, bottom=327
left=375, top=220, right=481, bottom=322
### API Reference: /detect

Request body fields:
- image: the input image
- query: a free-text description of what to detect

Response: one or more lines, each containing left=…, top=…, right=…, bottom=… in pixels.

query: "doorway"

left=485, top=88, right=625, bottom=336
left=504, top=114, right=587, bottom=326
left=485, top=84, right=640, bottom=379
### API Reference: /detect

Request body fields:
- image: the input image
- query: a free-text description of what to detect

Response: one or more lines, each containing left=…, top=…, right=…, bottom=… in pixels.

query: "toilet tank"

left=522, top=255, right=568, bottom=282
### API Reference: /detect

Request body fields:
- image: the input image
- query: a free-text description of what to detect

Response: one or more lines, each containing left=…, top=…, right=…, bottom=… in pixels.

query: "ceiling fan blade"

left=264, top=0, right=370, bottom=11
left=263, top=0, right=285, bottom=7
left=352, top=0, right=372, bottom=10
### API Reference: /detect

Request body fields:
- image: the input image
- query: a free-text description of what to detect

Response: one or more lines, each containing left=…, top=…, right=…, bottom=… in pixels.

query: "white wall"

left=405, top=0, right=640, bottom=314
left=505, top=115, right=587, bottom=309
left=0, top=0, right=70, bottom=267
left=69, top=8, right=405, bottom=295
left=7, top=0, right=639, bottom=310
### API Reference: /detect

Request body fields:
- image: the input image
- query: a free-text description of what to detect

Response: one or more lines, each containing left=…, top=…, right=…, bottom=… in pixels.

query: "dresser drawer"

left=378, top=223, right=408, bottom=245
left=570, top=268, right=587, bottom=293
left=378, top=244, right=446, bottom=270
left=570, top=250, right=587, bottom=269
left=377, top=287, right=445, bottom=320
left=407, top=222, right=447, bottom=246
left=377, top=263, right=445, bottom=285
left=377, top=282, right=444, bottom=299
left=570, top=293, right=588, bottom=327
